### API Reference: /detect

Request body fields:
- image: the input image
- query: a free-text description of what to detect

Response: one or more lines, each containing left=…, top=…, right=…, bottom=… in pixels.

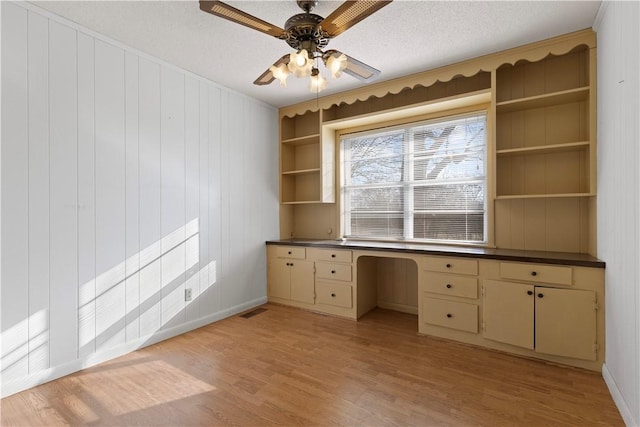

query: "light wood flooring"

left=0, top=303, right=623, bottom=426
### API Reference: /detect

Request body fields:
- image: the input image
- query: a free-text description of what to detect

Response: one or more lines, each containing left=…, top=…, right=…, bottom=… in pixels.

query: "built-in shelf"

left=496, top=193, right=595, bottom=200
left=496, top=87, right=589, bottom=113
left=281, top=200, right=324, bottom=205
left=281, top=134, right=320, bottom=146
left=281, top=168, right=321, bottom=176
left=496, top=141, right=590, bottom=157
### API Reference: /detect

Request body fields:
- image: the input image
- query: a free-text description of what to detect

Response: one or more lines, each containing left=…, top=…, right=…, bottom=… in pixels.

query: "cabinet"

left=280, top=111, right=334, bottom=204
left=310, top=248, right=354, bottom=314
left=267, top=246, right=314, bottom=304
left=482, top=279, right=597, bottom=361
left=420, top=256, right=479, bottom=334
left=266, top=245, right=356, bottom=318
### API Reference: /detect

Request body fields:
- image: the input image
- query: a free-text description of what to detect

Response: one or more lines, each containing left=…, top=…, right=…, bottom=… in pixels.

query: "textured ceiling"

left=32, top=1, right=601, bottom=108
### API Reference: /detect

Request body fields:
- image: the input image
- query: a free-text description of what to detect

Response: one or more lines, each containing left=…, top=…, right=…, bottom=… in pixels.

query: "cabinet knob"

left=446, top=284, right=452, bottom=289
left=331, top=293, right=336, bottom=297
left=537, top=293, right=544, bottom=298
left=531, top=271, right=537, bottom=277
left=288, top=251, right=292, bottom=255
left=331, top=270, right=336, bottom=274
left=527, top=290, right=533, bottom=295
left=446, top=263, right=452, bottom=268
left=446, top=313, right=452, bottom=318
left=290, top=263, right=294, bottom=267
left=331, top=254, right=336, bottom=258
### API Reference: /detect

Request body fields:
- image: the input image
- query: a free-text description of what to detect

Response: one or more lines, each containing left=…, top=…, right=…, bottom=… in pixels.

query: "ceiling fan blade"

left=254, top=55, right=290, bottom=86
left=325, top=50, right=381, bottom=81
left=319, top=1, right=393, bottom=37
left=199, top=1, right=285, bottom=38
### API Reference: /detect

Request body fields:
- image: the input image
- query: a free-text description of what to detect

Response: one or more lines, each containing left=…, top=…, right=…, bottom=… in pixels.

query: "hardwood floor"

left=1, top=304, right=623, bottom=426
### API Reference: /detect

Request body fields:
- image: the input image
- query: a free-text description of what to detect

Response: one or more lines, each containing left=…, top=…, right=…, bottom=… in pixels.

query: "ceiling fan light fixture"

left=309, top=68, right=327, bottom=93
left=269, top=63, right=290, bottom=86
left=325, top=52, right=347, bottom=79
left=288, top=49, right=313, bottom=77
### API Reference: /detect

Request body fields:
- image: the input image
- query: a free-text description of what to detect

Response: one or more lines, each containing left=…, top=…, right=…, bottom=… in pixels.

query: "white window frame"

left=340, top=111, right=488, bottom=245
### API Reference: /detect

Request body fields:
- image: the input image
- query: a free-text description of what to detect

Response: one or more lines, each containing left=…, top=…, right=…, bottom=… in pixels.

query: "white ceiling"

left=32, top=0, right=601, bottom=108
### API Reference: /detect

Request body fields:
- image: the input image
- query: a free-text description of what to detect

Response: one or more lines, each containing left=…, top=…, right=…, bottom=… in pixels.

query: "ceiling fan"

left=199, top=0, right=392, bottom=92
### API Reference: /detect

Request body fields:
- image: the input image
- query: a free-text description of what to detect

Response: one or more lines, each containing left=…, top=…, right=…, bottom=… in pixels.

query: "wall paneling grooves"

left=0, top=1, right=279, bottom=397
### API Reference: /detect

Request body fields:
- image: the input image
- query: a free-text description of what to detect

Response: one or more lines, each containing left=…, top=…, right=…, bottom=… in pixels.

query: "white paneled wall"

left=595, top=2, right=640, bottom=426
left=0, top=1, right=279, bottom=397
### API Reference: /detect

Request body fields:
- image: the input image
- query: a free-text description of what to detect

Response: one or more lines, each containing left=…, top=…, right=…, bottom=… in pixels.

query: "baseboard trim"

left=602, top=362, right=638, bottom=427
left=377, top=301, right=418, bottom=315
left=0, top=297, right=267, bottom=398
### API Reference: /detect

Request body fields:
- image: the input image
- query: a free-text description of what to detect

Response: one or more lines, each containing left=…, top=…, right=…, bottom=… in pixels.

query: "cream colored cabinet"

left=483, top=279, right=597, bottom=361
left=310, top=248, right=355, bottom=315
left=267, top=246, right=314, bottom=304
left=420, top=256, right=479, bottom=334
left=267, top=246, right=356, bottom=318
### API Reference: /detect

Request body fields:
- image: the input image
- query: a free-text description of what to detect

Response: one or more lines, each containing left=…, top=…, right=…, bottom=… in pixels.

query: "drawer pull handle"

left=288, top=251, right=292, bottom=255
left=331, top=270, right=336, bottom=274
left=531, top=271, right=537, bottom=277
left=446, top=313, right=452, bottom=318
left=331, top=254, right=336, bottom=258
left=537, top=293, right=544, bottom=298
left=446, top=284, right=452, bottom=289
left=446, top=263, right=452, bottom=268
left=527, top=290, right=533, bottom=296
left=331, top=293, right=336, bottom=297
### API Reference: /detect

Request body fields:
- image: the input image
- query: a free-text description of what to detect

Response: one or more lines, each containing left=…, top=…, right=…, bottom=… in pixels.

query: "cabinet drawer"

left=311, top=248, right=352, bottom=263
left=316, top=263, right=352, bottom=282
left=275, top=246, right=306, bottom=260
left=316, top=282, right=352, bottom=308
left=423, top=257, right=478, bottom=276
left=422, top=297, right=478, bottom=333
left=500, top=262, right=572, bottom=285
left=423, top=273, right=478, bottom=299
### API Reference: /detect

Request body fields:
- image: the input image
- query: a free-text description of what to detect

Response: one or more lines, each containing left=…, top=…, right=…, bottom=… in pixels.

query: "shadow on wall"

left=1, top=218, right=217, bottom=388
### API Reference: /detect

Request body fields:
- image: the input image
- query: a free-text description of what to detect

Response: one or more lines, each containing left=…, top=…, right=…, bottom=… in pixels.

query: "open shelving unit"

left=494, top=45, right=596, bottom=253
left=280, top=111, right=334, bottom=205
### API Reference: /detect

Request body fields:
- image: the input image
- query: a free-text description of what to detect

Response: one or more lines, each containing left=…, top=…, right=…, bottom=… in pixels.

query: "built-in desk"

left=266, top=239, right=605, bottom=371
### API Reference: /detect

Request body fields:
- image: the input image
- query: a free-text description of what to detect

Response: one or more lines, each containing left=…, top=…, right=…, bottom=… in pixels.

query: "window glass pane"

left=413, top=183, right=485, bottom=212
left=351, top=213, right=404, bottom=239
left=349, top=187, right=404, bottom=212
left=413, top=213, right=484, bottom=241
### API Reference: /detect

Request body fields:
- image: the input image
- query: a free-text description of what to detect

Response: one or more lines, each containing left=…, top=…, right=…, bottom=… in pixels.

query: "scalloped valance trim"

left=280, top=29, right=595, bottom=118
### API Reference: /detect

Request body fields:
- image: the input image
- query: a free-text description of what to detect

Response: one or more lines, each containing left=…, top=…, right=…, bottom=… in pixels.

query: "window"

left=341, top=112, right=487, bottom=244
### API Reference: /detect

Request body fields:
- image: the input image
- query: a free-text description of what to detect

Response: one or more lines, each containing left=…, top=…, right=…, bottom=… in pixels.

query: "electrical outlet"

left=185, top=288, right=193, bottom=301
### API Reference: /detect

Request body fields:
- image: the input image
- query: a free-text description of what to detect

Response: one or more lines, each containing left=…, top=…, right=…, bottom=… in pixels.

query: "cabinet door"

left=483, top=280, right=534, bottom=349
left=267, top=259, right=291, bottom=300
left=290, top=260, right=315, bottom=304
left=535, top=287, right=597, bottom=360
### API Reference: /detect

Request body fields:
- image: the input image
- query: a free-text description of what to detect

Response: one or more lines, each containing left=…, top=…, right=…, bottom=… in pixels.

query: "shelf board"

left=281, top=200, right=324, bottom=205
left=496, top=192, right=595, bottom=200
left=496, top=87, right=589, bottom=113
left=281, top=168, right=320, bottom=176
left=496, top=141, right=590, bottom=157
left=281, top=134, right=320, bottom=146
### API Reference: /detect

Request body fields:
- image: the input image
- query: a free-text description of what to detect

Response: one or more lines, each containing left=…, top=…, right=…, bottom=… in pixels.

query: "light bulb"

left=309, top=71, right=327, bottom=93
left=269, top=63, right=290, bottom=87
left=288, top=49, right=312, bottom=78
left=326, top=53, right=347, bottom=79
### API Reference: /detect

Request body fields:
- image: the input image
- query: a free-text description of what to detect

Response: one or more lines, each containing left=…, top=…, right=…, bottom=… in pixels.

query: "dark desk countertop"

left=266, top=239, right=605, bottom=269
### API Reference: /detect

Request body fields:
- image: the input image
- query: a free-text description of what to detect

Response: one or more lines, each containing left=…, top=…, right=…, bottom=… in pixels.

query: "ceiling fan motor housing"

left=284, top=12, right=330, bottom=53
